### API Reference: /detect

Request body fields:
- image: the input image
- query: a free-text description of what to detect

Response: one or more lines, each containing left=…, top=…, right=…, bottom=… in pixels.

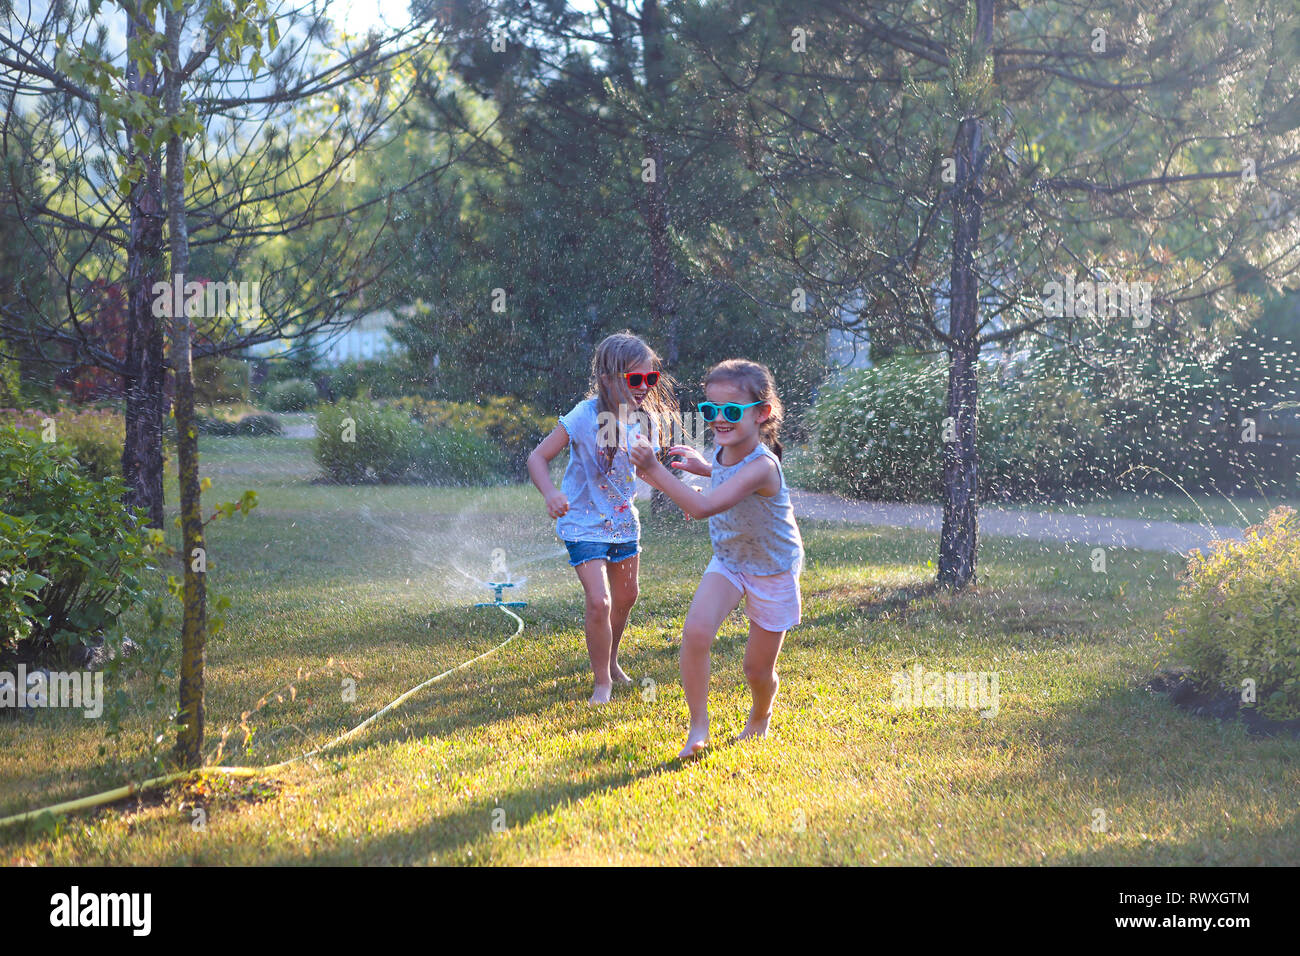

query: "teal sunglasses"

left=697, top=400, right=764, bottom=424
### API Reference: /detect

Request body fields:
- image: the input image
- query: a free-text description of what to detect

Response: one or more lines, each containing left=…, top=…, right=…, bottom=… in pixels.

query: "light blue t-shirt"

left=555, top=397, right=657, bottom=543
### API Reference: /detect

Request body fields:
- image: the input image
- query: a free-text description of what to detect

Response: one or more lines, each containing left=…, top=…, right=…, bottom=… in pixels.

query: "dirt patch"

left=1148, top=670, right=1300, bottom=738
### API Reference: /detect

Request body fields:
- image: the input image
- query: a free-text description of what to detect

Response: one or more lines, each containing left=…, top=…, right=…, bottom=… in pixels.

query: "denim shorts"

left=563, top=539, right=639, bottom=568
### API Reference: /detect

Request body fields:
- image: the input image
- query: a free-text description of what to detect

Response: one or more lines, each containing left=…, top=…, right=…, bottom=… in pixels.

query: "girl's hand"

left=629, top=436, right=659, bottom=471
left=544, top=490, right=570, bottom=519
left=666, top=444, right=711, bottom=477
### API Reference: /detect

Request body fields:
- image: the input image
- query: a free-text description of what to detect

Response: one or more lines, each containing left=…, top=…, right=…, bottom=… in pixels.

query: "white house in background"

left=245, top=305, right=412, bottom=366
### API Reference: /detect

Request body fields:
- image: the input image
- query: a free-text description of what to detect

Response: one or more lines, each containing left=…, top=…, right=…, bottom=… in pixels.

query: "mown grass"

left=1, top=436, right=1296, bottom=865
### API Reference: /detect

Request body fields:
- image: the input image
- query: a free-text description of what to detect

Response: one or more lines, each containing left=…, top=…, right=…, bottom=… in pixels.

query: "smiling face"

left=703, top=380, right=768, bottom=452
left=604, top=360, right=656, bottom=411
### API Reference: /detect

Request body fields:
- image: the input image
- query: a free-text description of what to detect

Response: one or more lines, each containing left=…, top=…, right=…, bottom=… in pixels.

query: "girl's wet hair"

left=589, top=331, right=680, bottom=457
left=703, top=359, right=785, bottom=459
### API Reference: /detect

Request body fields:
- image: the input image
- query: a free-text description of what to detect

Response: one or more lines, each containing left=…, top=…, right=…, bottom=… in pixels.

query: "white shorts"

left=704, top=555, right=803, bottom=632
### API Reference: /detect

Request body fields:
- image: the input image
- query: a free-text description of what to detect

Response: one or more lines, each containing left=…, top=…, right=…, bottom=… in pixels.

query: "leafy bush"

left=0, top=340, right=19, bottom=406
left=323, top=358, right=418, bottom=401
left=810, top=357, right=948, bottom=500
left=315, top=400, right=422, bottom=482
left=315, top=400, right=510, bottom=484
left=0, top=427, right=159, bottom=666
left=0, top=405, right=125, bottom=480
left=809, top=355, right=1108, bottom=502
left=236, top=413, right=283, bottom=436
left=978, top=359, right=1108, bottom=502
left=1160, top=507, right=1300, bottom=720
left=196, top=412, right=241, bottom=436
left=194, top=356, right=249, bottom=405
left=265, top=378, right=318, bottom=412
left=409, top=424, right=509, bottom=485
left=389, top=394, right=552, bottom=479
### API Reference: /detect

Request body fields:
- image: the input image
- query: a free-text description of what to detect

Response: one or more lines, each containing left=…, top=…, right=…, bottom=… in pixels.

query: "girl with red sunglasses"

left=526, top=332, right=678, bottom=705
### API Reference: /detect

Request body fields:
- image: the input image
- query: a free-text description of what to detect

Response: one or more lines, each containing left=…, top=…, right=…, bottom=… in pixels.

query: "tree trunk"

left=164, top=9, right=207, bottom=769
left=120, top=12, right=166, bottom=529
left=937, top=0, right=993, bottom=590
left=640, top=0, right=678, bottom=364
left=641, top=0, right=681, bottom=516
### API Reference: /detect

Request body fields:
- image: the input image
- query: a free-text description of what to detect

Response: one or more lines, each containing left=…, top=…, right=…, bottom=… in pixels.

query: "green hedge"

left=0, top=406, right=125, bottom=480
left=0, top=426, right=158, bottom=665
left=315, top=397, right=537, bottom=485
left=1160, top=506, right=1300, bottom=720
left=809, top=355, right=1110, bottom=502
left=264, top=378, right=317, bottom=412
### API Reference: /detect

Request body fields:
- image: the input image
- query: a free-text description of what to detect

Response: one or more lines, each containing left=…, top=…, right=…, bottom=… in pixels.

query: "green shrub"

left=0, top=405, right=125, bottom=480
left=0, top=426, right=158, bottom=665
left=265, top=378, right=318, bottom=412
left=389, top=394, right=552, bottom=479
left=315, top=400, right=511, bottom=484
left=1160, top=506, right=1300, bottom=720
left=236, top=413, right=283, bottom=436
left=196, top=413, right=241, bottom=436
left=978, top=358, right=1107, bottom=502
left=324, top=359, right=417, bottom=401
left=315, top=400, right=422, bottom=483
left=809, top=355, right=1107, bottom=502
left=810, top=357, right=948, bottom=500
left=0, top=340, right=19, bottom=406
left=194, top=356, right=249, bottom=405
left=409, top=424, right=509, bottom=485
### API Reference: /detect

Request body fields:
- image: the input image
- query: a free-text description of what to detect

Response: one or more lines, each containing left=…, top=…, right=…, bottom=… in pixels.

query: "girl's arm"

left=527, top=426, right=571, bottom=518
left=631, top=441, right=776, bottom=520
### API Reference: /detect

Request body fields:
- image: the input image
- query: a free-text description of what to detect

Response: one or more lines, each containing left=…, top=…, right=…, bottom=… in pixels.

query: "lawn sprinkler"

left=475, top=580, right=527, bottom=610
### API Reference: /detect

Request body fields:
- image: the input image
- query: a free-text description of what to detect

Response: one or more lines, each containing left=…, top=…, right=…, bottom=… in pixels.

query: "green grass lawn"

left=1, top=436, right=1297, bottom=864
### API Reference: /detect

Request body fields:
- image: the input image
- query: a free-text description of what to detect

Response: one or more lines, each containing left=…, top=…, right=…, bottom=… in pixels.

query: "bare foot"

left=588, top=683, right=612, bottom=706
left=677, top=725, right=709, bottom=759
left=738, top=710, right=771, bottom=740
left=611, top=664, right=633, bottom=685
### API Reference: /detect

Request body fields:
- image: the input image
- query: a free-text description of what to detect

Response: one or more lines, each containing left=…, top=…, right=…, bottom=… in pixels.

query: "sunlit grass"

left=1, top=439, right=1296, bottom=864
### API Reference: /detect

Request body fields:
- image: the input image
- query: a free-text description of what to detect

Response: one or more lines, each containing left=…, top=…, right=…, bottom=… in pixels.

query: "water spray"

left=0, top=543, right=534, bottom=829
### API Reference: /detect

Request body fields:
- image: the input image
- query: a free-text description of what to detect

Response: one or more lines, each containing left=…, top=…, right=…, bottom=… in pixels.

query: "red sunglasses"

left=624, top=371, right=660, bottom=389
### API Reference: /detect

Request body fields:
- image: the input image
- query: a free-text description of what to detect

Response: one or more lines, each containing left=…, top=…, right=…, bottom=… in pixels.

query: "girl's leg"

left=574, top=559, right=614, bottom=705
left=604, top=554, right=640, bottom=684
left=679, top=572, right=742, bottom=757
left=738, top=622, right=786, bottom=740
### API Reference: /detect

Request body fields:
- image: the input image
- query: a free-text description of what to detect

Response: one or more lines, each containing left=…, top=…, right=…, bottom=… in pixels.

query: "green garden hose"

left=0, top=603, right=525, bottom=828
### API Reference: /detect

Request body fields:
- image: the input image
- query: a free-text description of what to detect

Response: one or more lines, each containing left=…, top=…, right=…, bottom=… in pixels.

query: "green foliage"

left=979, top=358, right=1108, bottom=501
left=195, top=413, right=241, bottom=436
left=314, top=399, right=510, bottom=485
left=410, top=423, right=509, bottom=486
left=1160, top=507, right=1300, bottom=720
left=0, top=340, right=19, bottom=406
left=389, top=395, right=552, bottom=480
left=264, top=378, right=317, bottom=412
left=808, top=349, right=1271, bottom=503
left=324, top=358, right=422, bottom=401
left=315, top=400, right=422, bottom=483
left=235, top=413, right=283, bottom=437
left=0, top=426, right=160, bottom=666
left=809, top=357, right=948, bottom=500
left=0, top=405, right=125, bottom=480
left=193, top=357, right=249, bottom=405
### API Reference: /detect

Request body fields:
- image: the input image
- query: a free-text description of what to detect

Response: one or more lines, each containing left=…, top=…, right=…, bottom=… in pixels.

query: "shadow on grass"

left=956, top=681, right=1300, bottom=864
left=262, top=746, right=685, bottom=864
